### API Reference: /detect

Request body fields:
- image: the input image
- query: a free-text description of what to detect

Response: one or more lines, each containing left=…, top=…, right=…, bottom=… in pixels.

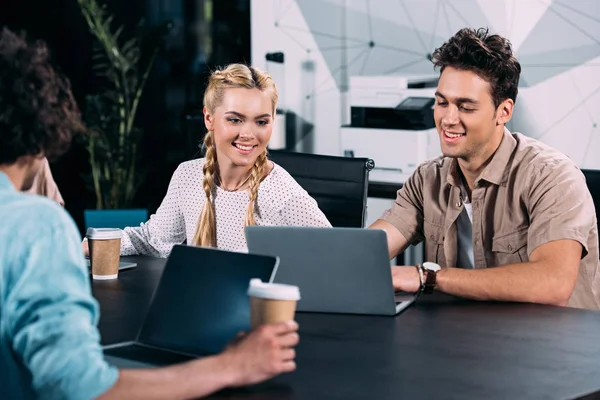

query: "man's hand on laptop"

left=392, top=266, right=421, bottom=292
left=220, top=320, right=300, bottom=386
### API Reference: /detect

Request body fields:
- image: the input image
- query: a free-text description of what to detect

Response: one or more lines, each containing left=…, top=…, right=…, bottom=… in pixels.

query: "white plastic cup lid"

left=86, top=228, right=122, bottom=240
left=247, top=279, right=300, bottom=301
left=92, top=273, right=118, bottom=280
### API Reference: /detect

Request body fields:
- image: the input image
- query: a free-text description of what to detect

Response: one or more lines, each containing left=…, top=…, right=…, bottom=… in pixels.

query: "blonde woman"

left=86, top=64, right=330, bottom=257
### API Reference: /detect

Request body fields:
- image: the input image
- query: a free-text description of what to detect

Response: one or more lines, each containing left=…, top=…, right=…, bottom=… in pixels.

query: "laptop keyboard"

left=395, top=294, right=415, bottom=304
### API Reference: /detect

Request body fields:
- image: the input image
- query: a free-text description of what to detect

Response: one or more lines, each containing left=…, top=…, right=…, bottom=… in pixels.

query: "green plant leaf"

left=78, top=0, right=171, bottom=209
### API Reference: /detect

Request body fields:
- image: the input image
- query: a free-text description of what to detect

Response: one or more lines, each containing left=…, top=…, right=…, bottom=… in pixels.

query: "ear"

left=496, top=98, right=514, bottom=126
left=204, top=107, right=214, bottom=131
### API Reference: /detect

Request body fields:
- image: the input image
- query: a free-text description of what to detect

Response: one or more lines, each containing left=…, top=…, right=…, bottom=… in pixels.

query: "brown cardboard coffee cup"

left=86, top=228, right=122, bottom=280
left=247, top=279, right=301, bottom=329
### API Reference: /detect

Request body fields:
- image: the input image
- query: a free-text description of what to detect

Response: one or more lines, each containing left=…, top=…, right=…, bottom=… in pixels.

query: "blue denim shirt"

left=0, top=171, right=118, bottom=399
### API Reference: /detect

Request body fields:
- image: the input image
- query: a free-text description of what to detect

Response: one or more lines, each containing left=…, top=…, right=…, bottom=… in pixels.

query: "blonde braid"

left=244, top=151, right=269, bottom=226
left=192, top=131, right=218, bottom=247
left=196, top=63, right=278, bottom=247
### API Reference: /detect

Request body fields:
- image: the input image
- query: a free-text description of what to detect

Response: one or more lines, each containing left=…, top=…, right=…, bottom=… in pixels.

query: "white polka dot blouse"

left=120, top=158, right=332, bottom=257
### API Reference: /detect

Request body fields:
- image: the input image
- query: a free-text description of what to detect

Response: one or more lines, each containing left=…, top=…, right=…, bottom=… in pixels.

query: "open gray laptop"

left=103, top=244, right=279, bottom=368
left=245, top=227, right=416, bottom=316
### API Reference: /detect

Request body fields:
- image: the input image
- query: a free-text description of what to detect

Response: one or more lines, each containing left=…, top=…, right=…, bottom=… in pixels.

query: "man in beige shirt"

left=372, top=27, right=600, bottom=310
left=24, top=157, right=64, bottom=206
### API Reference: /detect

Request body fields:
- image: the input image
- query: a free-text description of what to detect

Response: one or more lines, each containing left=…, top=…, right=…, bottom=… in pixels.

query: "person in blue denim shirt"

left=0, top=28, right=299, bottom=400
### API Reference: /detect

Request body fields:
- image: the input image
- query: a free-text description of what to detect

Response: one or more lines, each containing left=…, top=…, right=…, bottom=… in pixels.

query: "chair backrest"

left=268, top=150, right=374, bottom=228
left=84, top=209, right=149, bottom=230
left=581, top=169, right=600, bottom=258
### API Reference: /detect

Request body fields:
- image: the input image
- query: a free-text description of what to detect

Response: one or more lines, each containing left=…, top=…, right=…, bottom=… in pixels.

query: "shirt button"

left=508, top=245, right=513, bottom=251
left=430, top=234, right=435, bottom=240
left=474, top=240, right=479, bottom=246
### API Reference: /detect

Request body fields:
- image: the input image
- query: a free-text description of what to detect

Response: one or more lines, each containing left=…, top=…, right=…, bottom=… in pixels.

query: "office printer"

left=340, top=75, right=442, bottom=183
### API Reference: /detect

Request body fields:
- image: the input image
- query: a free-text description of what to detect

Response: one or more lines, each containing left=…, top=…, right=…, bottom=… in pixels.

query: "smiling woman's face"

left=204, top=87, right=274, bottom=169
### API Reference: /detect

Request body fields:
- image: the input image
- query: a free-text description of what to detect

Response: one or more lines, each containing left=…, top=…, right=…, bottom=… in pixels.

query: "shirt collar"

left=478, top=127, right=517, bottom=186
left=447, top=127, right=517, bottom=188
left=0, top=170, right=16, bottom=192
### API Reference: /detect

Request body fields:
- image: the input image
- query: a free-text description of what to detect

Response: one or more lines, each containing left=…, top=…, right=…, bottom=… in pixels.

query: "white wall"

left=251, top=0, right=600, bottom=167
left=251, top=1, right=342, bottom=155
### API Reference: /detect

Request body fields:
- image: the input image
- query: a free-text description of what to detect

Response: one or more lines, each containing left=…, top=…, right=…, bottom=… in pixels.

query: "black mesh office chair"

left=581, top=169, right=600, bottom=258
left=268, top=150, right=375, bottom=228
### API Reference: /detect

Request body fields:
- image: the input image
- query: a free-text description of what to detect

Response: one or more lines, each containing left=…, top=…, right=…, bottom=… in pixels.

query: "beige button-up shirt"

left=382, top=128, right=600, bottom=310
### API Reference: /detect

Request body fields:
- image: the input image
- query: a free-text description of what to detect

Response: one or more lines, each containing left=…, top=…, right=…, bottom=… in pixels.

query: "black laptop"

left=103, top=244, right=279, bottom=368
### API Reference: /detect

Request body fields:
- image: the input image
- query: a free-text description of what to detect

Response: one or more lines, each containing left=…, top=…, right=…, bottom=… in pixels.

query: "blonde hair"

left=192, top=64, right=278, bottom=247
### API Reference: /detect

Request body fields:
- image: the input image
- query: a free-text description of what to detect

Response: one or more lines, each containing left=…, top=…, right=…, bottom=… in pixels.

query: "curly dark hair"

left=431, top=27, right=521, bottom=108
left=0, top=28, right=84, bottom=164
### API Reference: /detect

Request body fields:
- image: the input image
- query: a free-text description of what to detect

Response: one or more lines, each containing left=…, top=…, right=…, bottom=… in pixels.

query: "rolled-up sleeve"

left=380, top=167, right=425, bottom=244
left=121, top=165, right=186, bottom=257
left=526, top=162, right=593, bottom=258
left=6, top=225, right=118, bottom=400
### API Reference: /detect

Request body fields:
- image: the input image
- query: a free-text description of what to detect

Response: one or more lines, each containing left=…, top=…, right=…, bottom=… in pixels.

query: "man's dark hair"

left=431, top=27, right=521, bottom=108
left=0, top=28, right=83, bottom=164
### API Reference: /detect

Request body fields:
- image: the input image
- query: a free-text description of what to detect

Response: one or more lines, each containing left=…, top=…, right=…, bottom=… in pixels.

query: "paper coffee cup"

left=247, top=279, right=300, bottom=329
left=86, top=228, right=122, bottom=280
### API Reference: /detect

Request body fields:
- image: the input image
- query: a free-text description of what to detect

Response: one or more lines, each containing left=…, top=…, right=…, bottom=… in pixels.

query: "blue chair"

left=84, top=209, right=149, bottom=230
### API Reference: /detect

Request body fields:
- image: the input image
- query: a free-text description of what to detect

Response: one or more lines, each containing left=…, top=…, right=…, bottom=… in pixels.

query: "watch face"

left=423, top=262, right=441, bottom=272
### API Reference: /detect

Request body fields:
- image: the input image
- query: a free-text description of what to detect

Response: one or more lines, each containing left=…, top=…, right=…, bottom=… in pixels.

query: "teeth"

left=234, top=143, right=253, bottom=151
left=445, top=131, right=465, bottom=138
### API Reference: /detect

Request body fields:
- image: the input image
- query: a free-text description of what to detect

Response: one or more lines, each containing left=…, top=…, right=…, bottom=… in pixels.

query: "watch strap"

left=423, top=268, right=437, bottom=294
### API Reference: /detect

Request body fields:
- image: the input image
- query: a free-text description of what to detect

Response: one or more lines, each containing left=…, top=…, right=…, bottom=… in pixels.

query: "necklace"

left=215, top=172, right=252, bottom=192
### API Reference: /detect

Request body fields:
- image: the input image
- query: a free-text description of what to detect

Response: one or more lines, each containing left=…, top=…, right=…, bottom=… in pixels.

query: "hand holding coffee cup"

left=247, top=279, right=301, bottom=329
left=86, top=228, right=122, bottom=280
left=221, top=320, right=300, bottom=386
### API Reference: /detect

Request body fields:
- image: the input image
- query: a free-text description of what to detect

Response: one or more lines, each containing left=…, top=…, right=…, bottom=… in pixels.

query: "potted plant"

left=77, top=0, right=171, bottom=228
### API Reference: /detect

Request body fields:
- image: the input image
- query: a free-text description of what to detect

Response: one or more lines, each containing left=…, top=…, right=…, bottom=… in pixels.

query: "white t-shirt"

left=456, top=201, right=475, bottom=269
left=121, top=158, right=331, bottom=257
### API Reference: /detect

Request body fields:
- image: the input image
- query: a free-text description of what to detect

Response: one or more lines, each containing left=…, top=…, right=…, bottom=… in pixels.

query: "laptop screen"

left=245, top=226, right=405, bottom=315
left=137, top=245, right=278, bottom=356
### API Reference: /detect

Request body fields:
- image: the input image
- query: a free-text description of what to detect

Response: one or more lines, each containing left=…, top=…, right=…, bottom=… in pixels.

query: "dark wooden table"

left=93, top=256, right=600, bottom=400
